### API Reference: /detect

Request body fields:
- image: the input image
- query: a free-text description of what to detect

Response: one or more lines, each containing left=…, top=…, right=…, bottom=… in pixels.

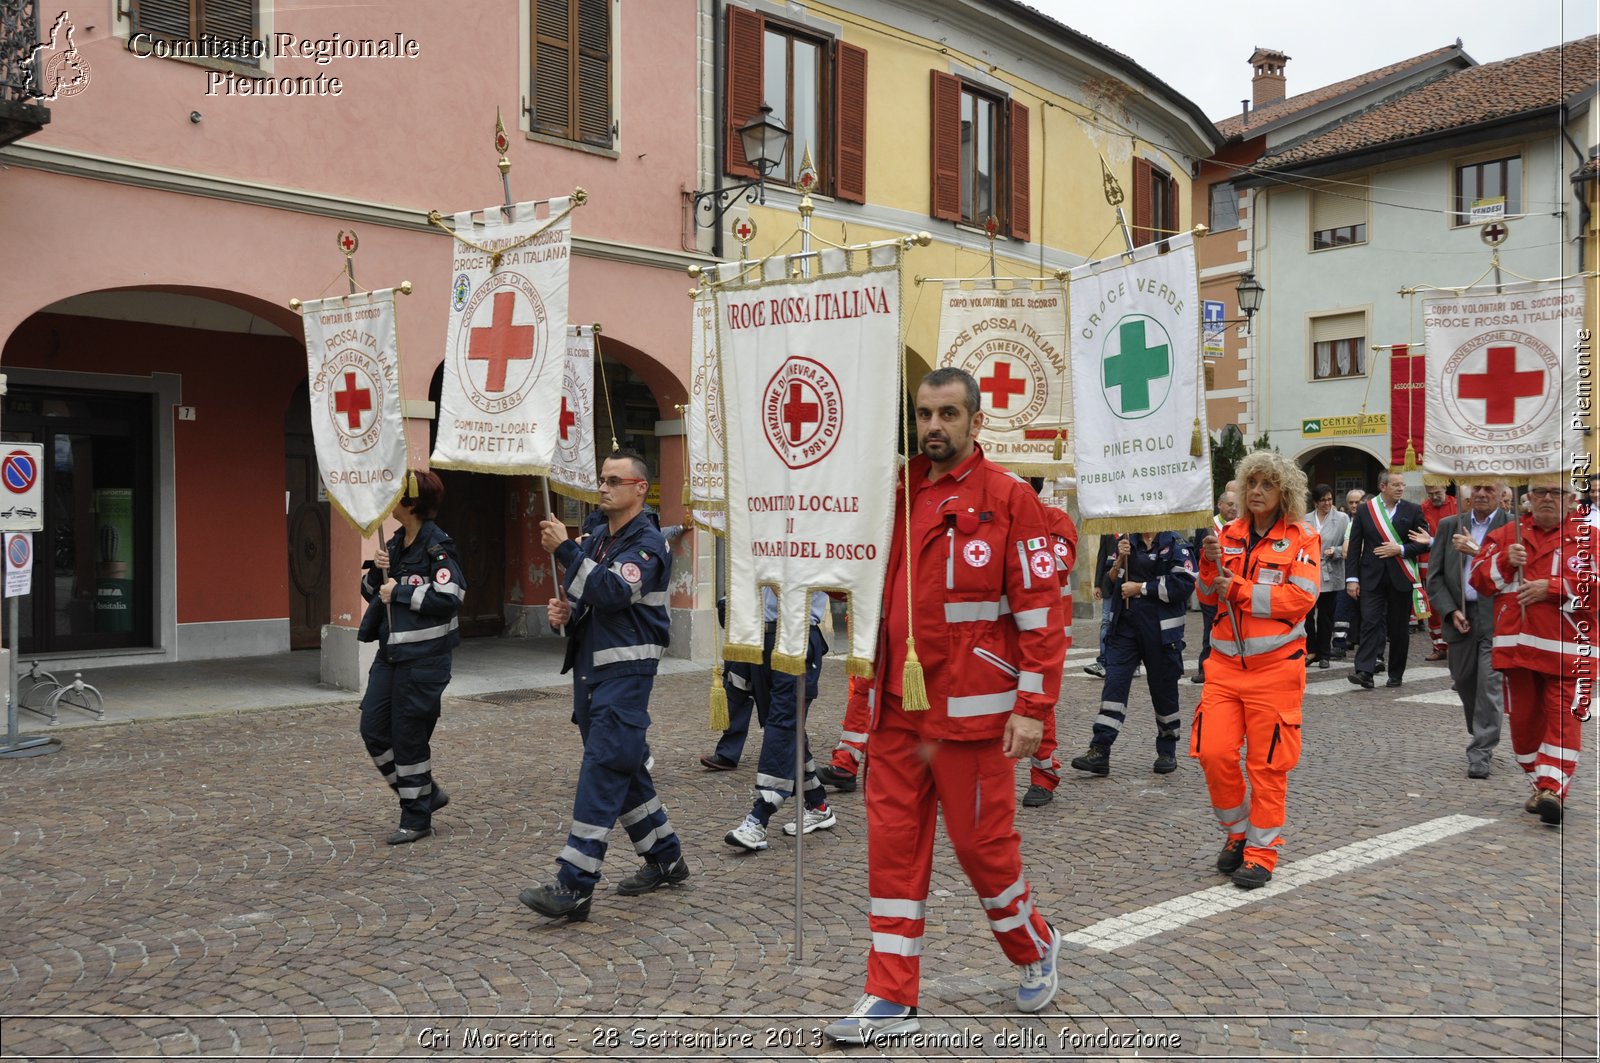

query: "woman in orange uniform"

left=1193, top=452, right=1320, bottom=889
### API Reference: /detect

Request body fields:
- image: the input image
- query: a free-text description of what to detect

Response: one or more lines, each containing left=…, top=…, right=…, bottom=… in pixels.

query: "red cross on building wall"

left=1458, top=346, right=1543, bottom=424
left=468, top=291, right=536, bottom=393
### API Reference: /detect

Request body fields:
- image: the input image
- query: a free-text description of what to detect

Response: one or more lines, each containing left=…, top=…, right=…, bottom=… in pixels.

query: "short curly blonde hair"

left=1234, top=451, right=1308, bottom=526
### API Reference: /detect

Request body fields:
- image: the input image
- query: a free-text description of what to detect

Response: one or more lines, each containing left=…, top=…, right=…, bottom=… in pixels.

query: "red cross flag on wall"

left=297, top=289, right=409, bottom=535
left=935, top=280, right=1073, bottom=477
left=549, top=325, right=598, bottom=502
left=431, top=197, right=573, bottom=475
left=1422, top=281, right=1584, bottom=481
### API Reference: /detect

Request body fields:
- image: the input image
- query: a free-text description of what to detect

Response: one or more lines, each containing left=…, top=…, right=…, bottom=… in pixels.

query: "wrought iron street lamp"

left=692, top=104, right=790, bottom=229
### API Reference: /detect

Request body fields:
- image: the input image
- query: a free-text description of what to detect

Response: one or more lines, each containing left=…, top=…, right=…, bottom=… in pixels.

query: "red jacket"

left=1469, top=515, right=1598, bottom=674
left=876, top=446, right=1065, bottom=740
left=1045, top=504, right=1078, bottom=648
left=1420, top=495, right=1458, bottom=564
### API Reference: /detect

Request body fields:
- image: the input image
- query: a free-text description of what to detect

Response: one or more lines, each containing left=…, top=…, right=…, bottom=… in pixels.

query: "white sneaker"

left=1016, top=922, right=1060, bottom=1013
left=782, top=804, right=838, bottom=836
left=724, top=814, right=768, bottom=851
left=822, top=994, right=920, bottom=1044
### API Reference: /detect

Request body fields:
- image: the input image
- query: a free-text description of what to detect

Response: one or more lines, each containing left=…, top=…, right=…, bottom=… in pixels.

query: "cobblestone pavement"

left=2, top=618, right=1596, bottom=1061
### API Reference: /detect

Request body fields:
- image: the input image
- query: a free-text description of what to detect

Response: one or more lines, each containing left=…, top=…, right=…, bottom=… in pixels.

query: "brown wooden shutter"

left=1132, top=157, right=1153, bottom=246
left=533, top=0, right=574, bottom=139
left=930, top=71, right=962, bottom=222
left=1007, top=98, right=1030, bottom=241
left=131, top=0, right=194, bottom=38
left=575, top=0, right=611, bottom=146
left=725, top=6, right=764, bottom=179
left=833, top=41, right=868, bottom=204
left=199, top=0, right=256, bottom=42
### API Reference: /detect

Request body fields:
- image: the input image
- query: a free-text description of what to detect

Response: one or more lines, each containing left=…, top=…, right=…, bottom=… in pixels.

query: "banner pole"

left=541, top=476, right=566, bottom=636
left=794, top=647, right=807, bottom=962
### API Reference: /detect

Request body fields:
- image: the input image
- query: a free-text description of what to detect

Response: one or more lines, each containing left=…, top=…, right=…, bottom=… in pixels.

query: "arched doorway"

left=1298, top=443, right=1385, bottom=499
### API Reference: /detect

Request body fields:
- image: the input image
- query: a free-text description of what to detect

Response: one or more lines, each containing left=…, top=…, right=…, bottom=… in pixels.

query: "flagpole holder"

left=0, top=597, right=61, bottom=758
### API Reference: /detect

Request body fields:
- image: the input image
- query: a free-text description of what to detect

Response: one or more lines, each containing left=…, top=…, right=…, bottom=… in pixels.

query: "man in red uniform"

left=823, top=368, right=1066, bottom=1044
left=1419, top=481, right=1459, bottom=660
left=1469, top=476, right=1597, bottom=825
left=1023, top=501, right=1078, bottom=807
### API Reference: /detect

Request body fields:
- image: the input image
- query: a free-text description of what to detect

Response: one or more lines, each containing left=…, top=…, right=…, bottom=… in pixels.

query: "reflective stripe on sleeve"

left=569, top=557, right=599, bottom=598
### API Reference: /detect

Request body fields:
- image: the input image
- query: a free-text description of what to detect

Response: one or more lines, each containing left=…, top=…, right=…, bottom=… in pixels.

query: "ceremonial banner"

left=936, top=280, right=1072, bottom=475
left=1423, top=281, right=1585, bottom=481
left=550, top=325, right=598, bottom=502
left=715, top=246, right=901, bottom=675
left=1389, top=344, right=1425, bottom=469
left=300, top=289, right=407, bottom=535
left=431, top=200, right=572, bottom=473
left=1069, top=233, right=1210, bottom=534
left=687, top=284, right=725, bottom=528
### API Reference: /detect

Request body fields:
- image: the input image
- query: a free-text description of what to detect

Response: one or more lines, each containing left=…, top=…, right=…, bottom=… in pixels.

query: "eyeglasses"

left=1527, top=487, right=1565, bottom=498
left=598, top=476, right=647, bottom=489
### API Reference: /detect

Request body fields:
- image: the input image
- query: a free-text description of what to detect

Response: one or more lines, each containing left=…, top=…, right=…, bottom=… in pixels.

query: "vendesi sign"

left=1302, top=414, right=1388, bottom=438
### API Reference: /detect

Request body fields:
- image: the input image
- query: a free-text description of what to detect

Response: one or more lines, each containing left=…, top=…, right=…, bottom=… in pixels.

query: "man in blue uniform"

left=519, top=450, right=688, bottom=922
left=1070, top=530, right=1196, bottom=776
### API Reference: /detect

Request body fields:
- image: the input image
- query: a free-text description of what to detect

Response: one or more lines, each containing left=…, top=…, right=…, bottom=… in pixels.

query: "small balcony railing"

left=0, top=0, right=51, bottom=147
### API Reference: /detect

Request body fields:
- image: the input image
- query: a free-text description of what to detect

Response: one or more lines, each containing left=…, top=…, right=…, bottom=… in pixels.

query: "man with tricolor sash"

left=1345, top=471, right=1428, bottom=690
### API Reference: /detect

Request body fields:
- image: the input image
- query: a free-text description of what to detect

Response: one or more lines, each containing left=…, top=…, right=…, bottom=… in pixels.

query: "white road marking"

left=1305, top=666, right=1451, bottom=695
left=1061, top=814, right=1494, bottom=953
left=1396, top=689, right=1464, bottom=706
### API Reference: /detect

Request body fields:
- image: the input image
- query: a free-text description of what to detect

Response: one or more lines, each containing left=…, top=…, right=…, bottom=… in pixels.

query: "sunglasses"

left=598, top=476, right=647, bottom=489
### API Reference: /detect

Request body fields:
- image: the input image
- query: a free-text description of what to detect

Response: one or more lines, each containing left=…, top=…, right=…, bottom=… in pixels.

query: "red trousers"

left=830, top=678, right=871, bottom=776
left=1504, top=669, right=1586, bottom=798
left=865, top=694, right=1051, bottom=1007
left=1191, top=655, right=1305, bottom=872
left=1030, top=706, right=1062, bottom=791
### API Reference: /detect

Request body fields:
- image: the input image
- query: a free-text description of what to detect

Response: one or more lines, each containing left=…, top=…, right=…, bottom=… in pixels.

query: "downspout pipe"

left=1561, top=103, right=1590, bottom=274
left=711, top=0, right=726, bottom=261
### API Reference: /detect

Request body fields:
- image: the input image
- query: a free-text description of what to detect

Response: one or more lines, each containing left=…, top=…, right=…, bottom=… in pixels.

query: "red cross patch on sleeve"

left=1030, top=550, right=1056, bottom=580
left=435, top=568, right=451, bottom=584
left=620, top=562, right=642, bottom=584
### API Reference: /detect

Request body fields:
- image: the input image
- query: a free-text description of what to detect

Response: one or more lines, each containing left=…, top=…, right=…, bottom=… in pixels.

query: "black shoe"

left=699, top=753, right=738, bottom=772
left=1537, top=791, right=1564, bottom=826
left=1070, top=746, right=1110, bottom=776
left=1374, top=661, right=1386, bottom=675
left=1231, top=862, right=1272, bottom=889
left=1022, top=784, right=1054, bottom=807
left=816, top=764, right=858, bottom=792
left=1467, top=767, right=1490, bottom=780
left=616, top=856, right=690, bottom=896
left=519, top=882, right=593, bottom=921
left=1152, top=754, right=1177, bottom=775
left=430, top=786, right=450, bottom=812
left=1329, top=648, right=1346, bottom=660
left=1216, top=837, right=1246, bottom=874
left=1349, top=671, right=1374, bottom=689
left=1190, top=672, right=1206, bottom=684
left=1317, top=659, right=1330, bottom=670
left=386, top=826, right=432, bottom=845
left=1385, top=677, right=1402, bottom=688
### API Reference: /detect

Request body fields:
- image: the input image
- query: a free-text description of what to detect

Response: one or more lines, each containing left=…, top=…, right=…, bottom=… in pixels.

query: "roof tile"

left=1216, top=44, right=1463, bottom=137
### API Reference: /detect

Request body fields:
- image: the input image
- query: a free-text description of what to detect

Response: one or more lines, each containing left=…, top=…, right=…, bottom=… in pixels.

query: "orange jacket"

left=875, top=447, right=1066, bottom=739
left=1197, top=515, right=1320, bottom=666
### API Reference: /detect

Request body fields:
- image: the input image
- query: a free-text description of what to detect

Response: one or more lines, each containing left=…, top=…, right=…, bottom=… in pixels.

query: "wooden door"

left=436, top=469, right=505, bottom=638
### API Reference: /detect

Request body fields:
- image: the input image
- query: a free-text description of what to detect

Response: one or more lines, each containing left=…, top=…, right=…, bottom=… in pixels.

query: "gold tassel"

left=1190, top=418, right=1203, bottom=458
left=770, top=651, right=807, bottom=676
left=1051, top=428, right=1064, bottom=462
left=709, top=667, right=729, bottom=731
left=901, top=636, right=930, bottom=711
left=682, top=479, right=691, bottom=506
left=407, top=469, right=418, bottom=497
left=1403, top=440, right=1418, bottom=471
left=845, top=656, right=876, bottom=680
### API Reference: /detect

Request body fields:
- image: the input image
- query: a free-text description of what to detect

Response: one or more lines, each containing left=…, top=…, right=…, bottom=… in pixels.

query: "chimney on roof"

left=1249, top=47, right=1290, bottom=108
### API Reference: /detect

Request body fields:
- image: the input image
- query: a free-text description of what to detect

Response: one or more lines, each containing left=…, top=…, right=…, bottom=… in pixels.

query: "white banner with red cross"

left=714, top=246, right=902, bottom=676
left=550, top=325, right=598, bottom=502
left=1069, top=233, right=1211, bottom=536
left=1422, top=281, right=1585, bottom=481
left=299, top=289, right=408, bottom=536
left=936, top=280, right=1072, bottom=476
left=431, top=200, right=572, bottom=474
left=687, top=284, right=725, bottom=529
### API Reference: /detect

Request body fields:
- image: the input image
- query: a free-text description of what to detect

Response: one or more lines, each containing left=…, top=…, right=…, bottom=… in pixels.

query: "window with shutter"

left=1311, top=179, right=1367, bottom=249
left=531, top=0, right=612, bottom=149
left=1008, top=99, right=1029, bottom=242
left=1131, top=159, right=1177, bottom=246
left=130, top=0, right=260, bottom=66
left=1452, top=154, right=1520, bottom=226
left=1310, top=311, right=1366, bottom=380
left=930, top=74, right=1028, bottom=237
left=724, top=7, right=861, bottom=196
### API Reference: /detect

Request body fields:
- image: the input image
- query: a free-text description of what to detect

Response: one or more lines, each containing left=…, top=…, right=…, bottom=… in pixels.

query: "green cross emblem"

left=1103, top=318, right=1171, bottom=416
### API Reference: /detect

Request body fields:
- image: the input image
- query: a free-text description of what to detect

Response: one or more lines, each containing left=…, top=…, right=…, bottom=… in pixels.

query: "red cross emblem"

left=732, top=217, right=755, bottom=243
left=333, top=371, right=373, bottom=431
left=1458, top=345, right=1543, bottom=425
left=337, top=230, right=358, bottom=256
left=980, top=361, right=1028, bottom=411
left=468, top=291, right=536, bottom=393
left=782, top=381, right=820, bottom=443
left=559, top=396, right=577, bottom=441
left=1480, top=222, right=1508, bottom=246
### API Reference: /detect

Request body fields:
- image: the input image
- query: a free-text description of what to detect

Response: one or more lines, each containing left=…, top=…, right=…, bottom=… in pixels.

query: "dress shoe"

left=698, top=753, right=738, bottom=772
left=1190, top=672, right=1206, bottom=684
left=1317, top=659, right=1330, bottom=670
left=1537, top=791, right=1564, bottom=826
left=1374, top=661, right=1386, bottom=675
left=519, top=882, right=593, bottom=921
left=1525, top=791, right=1542, bottom=814
left=386, top=826, right=432, bottom=845
left=1425, top=648, right=1448, bottom=661
left=616, top=856, right=690, bottom=895
left=1348, top=671, right=1374, bottom=689
left=1385, top=677, right=1403, bottom=688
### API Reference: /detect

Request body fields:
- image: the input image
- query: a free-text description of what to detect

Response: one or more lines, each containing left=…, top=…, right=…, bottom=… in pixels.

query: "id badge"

left=1258, top=567, right=1284, bottom=586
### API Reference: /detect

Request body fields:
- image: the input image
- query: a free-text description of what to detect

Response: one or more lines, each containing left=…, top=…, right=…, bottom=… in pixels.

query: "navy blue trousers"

left=359, top=651, right=451, bottom=831
left=1091, top=613, right=1184, bottom=757
left=712, top=625, right=824, bottom=767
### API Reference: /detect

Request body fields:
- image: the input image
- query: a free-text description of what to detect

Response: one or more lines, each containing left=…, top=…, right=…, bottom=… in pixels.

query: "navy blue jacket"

left=1101, top=531, right=1196, bottom=646
left=554, top=508, right=672, bottom=682
left=358, top=521, right=466, bottom=660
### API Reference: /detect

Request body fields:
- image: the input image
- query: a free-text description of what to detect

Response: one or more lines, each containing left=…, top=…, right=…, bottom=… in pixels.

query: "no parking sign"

left=0, top=443, right=44, bottom=533
left=5, top=532, right=32, bottom=597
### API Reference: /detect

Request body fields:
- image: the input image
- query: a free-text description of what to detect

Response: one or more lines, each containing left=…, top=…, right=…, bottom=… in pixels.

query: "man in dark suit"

left=1425, top=479, right=1510, bottom=776
left=1345, top=470, right=1429, bottom=689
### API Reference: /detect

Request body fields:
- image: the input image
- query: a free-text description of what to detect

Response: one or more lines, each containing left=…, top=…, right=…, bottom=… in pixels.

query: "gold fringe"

left=548, top=481, right=600, bottom=505
left=998, top=462, right=1077, bottom=477
left=1051, top=429, right=1065, bottom=462
left=709, top=666, right=729, bottom=731
left=1403, top=441, right=1418, bottom=471
left=770, top=651, right=806, bottom=676
left=722, top=642, right=765, bottom=665
left=1190, top=418, right=1203, bottom=458
left=1422, top=472, right=1452, bottom=488
left=900, top=637, right=930, bottom=711
left=845, top=656, right=876, bottom=680
left=1079, top=509, right=1212, bottom=538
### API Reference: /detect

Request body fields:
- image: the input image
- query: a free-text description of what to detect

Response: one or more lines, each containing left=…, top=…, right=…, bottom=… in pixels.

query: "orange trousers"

left=1191, top=654, right=1305, bottom=872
